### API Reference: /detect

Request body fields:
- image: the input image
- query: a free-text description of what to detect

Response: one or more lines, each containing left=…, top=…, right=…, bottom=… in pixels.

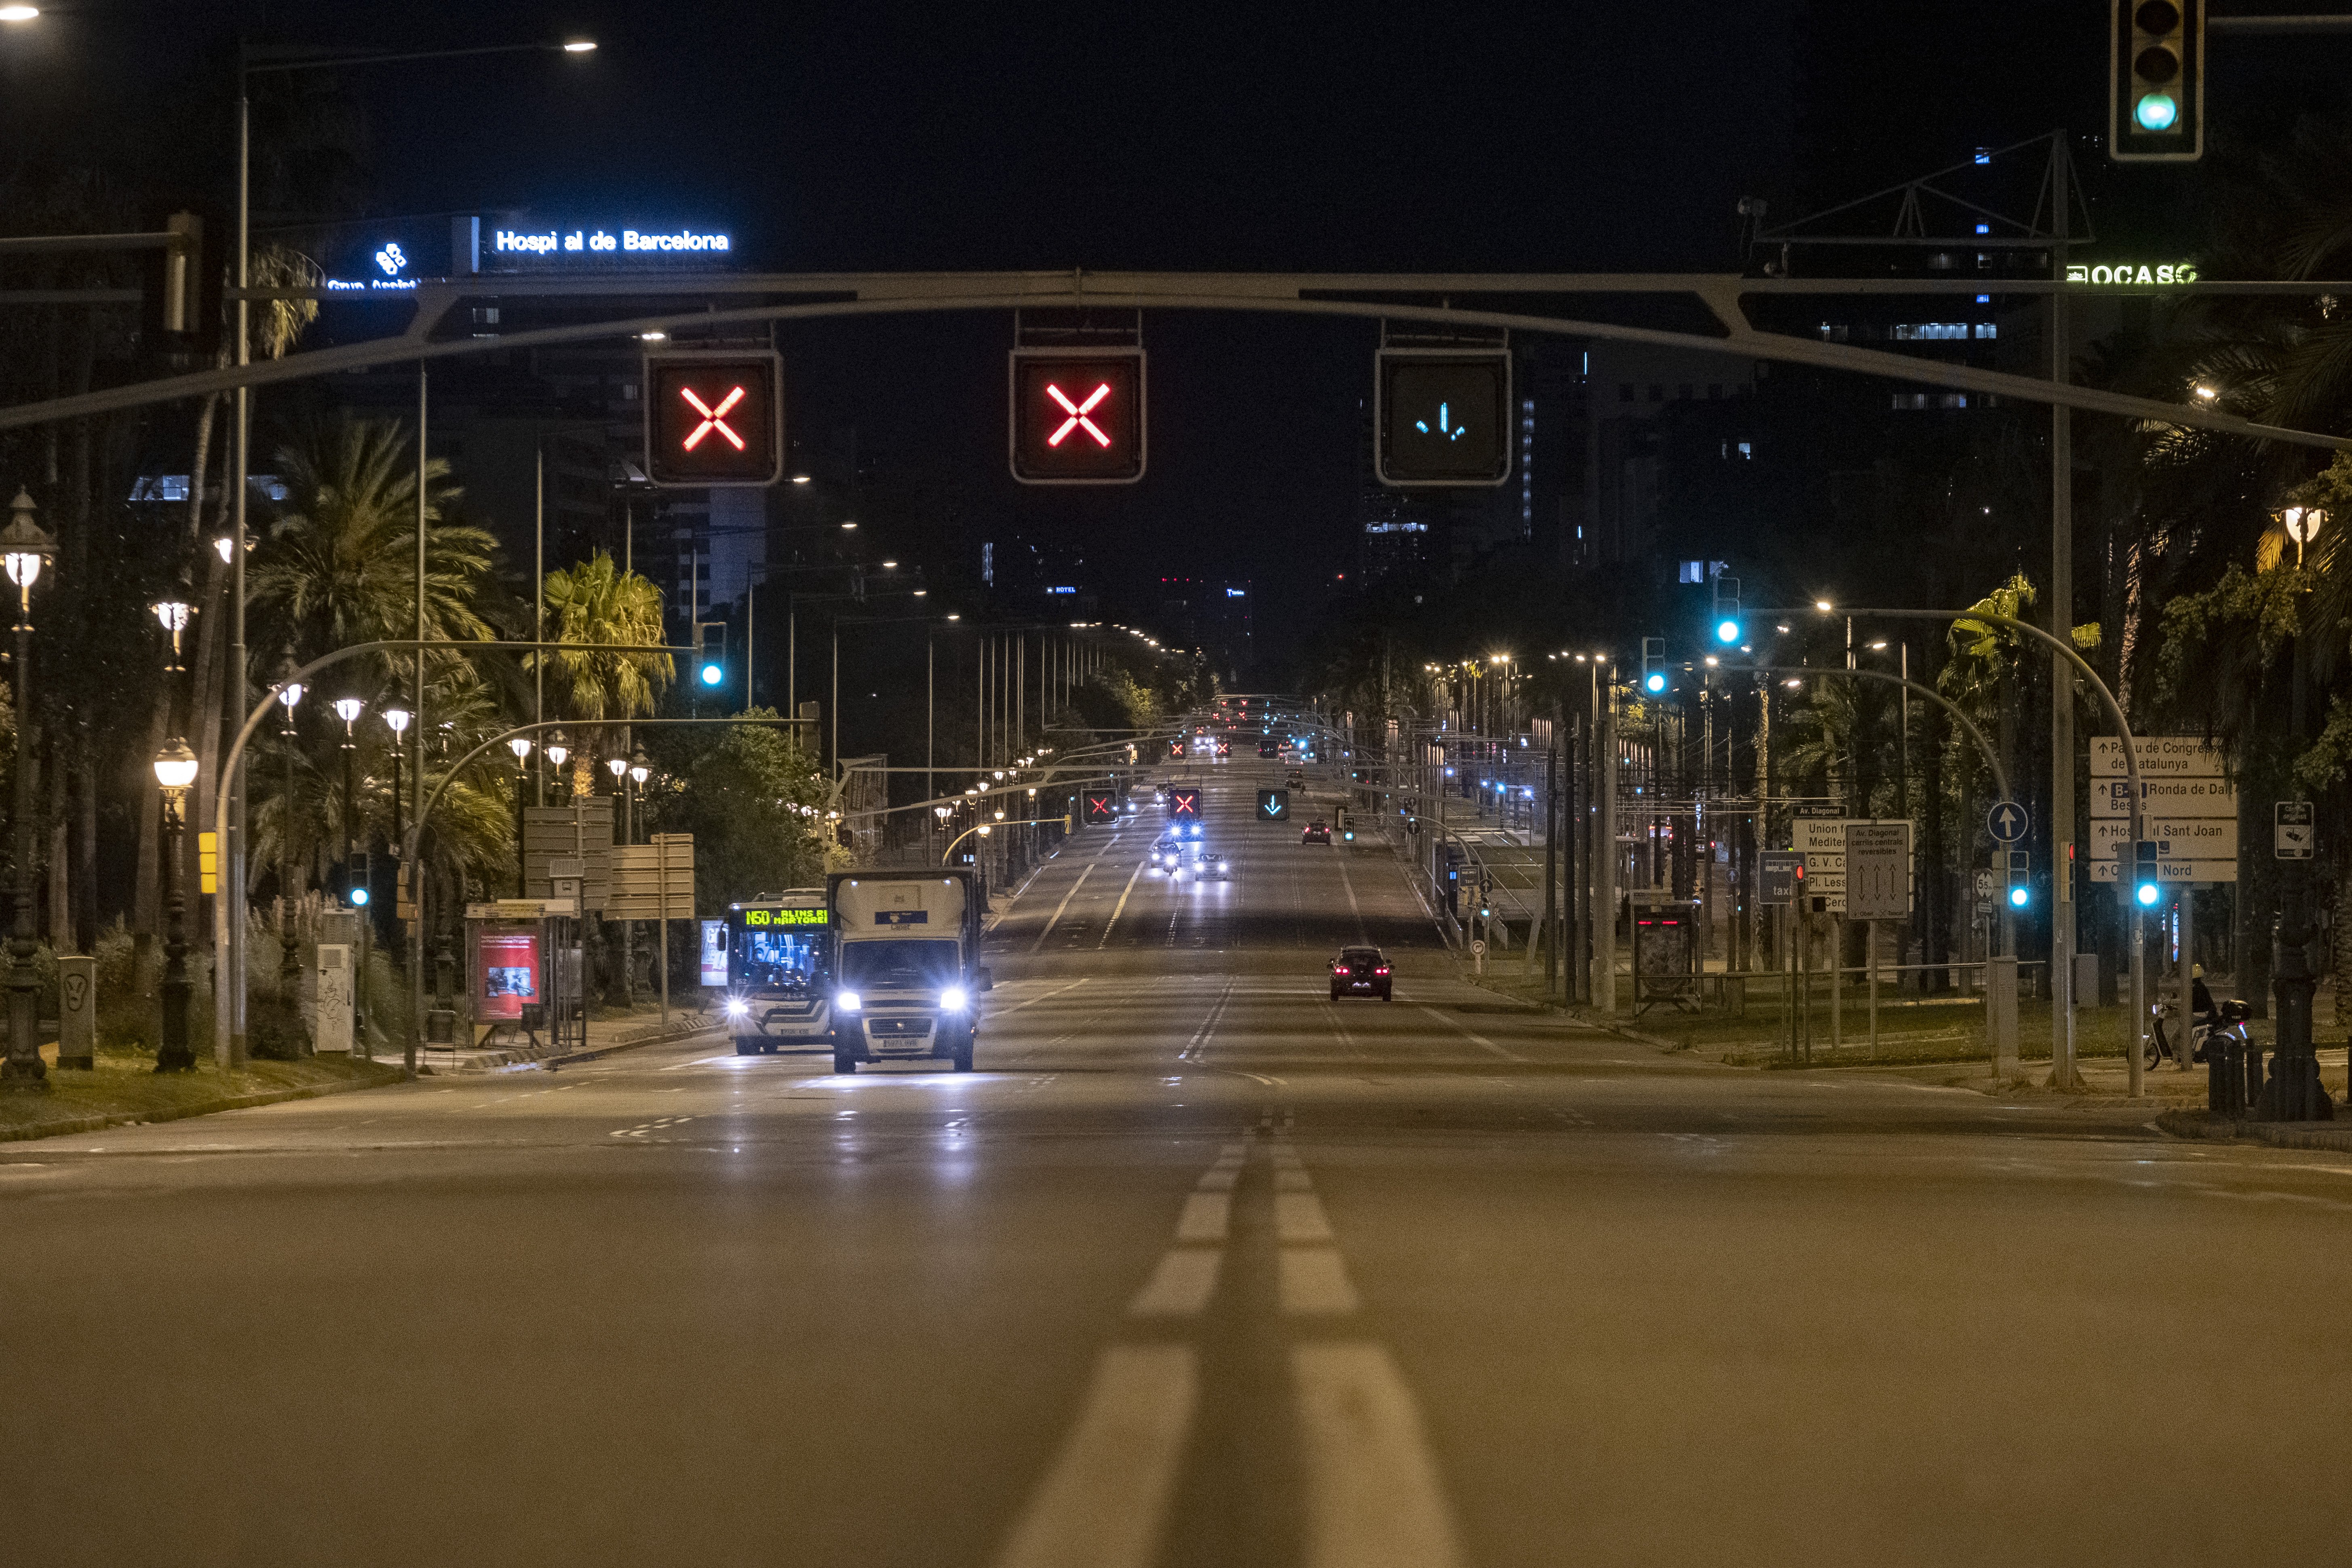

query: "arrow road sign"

left=1987, top=800, right=2029, bottom=844
left=1256, top=789, right=1289, bottom=822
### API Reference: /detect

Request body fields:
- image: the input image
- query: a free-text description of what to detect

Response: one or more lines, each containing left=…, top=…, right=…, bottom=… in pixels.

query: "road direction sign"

left=2088, top=817, right=2237, bottom=859
left=1759, top=851, right=1804, bottom=905
left=1987, top=800, right=2029, bottom=844
left=2277, top=800, right=2316, bottom=859
left=2089, top=735, right=2225, bottom=777
left=1256, top=788, right=1289, bottom=822
left=2090, top=777, right=2236, bottom=817
left=1844, top=823, right=1913, bottom=919
left=1790, top=817, right=1913, bottom=913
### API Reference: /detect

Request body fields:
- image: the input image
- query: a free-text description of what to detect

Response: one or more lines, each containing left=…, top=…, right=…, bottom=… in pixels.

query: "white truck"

left=827, top=869, right=991, bottom=1073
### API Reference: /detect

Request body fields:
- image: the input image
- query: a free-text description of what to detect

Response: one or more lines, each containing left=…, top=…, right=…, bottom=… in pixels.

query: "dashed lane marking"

left=1031, top=863, right=1095, bottom=952
left=989, top=1344, right=1198, bottom=1568
left=1127, top=1249, right=1223, bottom=1317
left=1278, top=1248, right=1364, bottom=1316
left=1274, top=1191, right=1334, bottom=1242
left=1292, top=1342, right=1466, bottom=1568
left=1414, top=1004, right=1526, bottom=1062
left=1175, top=1192, right=1232, bottom=1241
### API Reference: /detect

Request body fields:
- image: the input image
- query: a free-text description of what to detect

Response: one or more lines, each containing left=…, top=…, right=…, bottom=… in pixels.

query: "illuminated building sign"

left=492, top=226, right=732, bottom=258
left=2067, top=263, right=2200, bottom=285
left=321, top=236, right=420, bottom=293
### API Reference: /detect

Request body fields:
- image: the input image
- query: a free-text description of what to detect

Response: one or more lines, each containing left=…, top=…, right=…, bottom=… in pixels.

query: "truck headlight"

left=941, top=986, right=969, bottom=1011
left=836, top=990, right=861, bottom=1012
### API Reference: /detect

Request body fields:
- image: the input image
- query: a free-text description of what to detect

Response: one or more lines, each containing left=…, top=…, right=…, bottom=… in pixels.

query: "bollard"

left=2208, top=1036, right=2243, bottom=1118
left=2244, top=1034, right=2266, bottom=1114
left=1986, top=954, right=2019, bottom=1080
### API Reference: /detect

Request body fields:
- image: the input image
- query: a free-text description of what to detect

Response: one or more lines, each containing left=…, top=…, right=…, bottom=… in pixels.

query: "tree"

left=529, top=551, right=672, bottom=787
left=643, top=715, right=829, bottom=910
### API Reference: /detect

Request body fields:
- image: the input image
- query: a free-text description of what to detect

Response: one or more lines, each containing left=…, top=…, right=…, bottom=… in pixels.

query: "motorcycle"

left=2148, top=995, right=2253, bottom=1069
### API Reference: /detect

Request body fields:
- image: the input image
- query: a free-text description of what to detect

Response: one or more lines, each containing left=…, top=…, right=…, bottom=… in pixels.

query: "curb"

left=2154, top=1107, right=2352, bottom=1152
left=540, top=1017, right=721, bottom=1070
left=0, top=1068, right=401, bottom=1145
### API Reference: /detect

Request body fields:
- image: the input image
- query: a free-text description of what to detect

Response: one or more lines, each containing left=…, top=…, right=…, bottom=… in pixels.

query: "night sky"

left=13, top=2, right=2347, bottom=671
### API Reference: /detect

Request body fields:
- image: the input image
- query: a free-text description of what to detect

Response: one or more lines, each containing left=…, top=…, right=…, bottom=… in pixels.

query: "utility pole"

left=2050, top=131, right=2082, bottom=1091
left=1595, top=671, right=1618, bottom=1015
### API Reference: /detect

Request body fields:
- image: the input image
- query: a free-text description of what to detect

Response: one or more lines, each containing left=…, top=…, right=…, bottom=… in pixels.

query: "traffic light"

left=1711, top=572, right=1743, bottom=646
left=1998, top=850, right=2030, bottom=909
left=694, top=622, right=728, bottom=690
left=2133, top=839, right=2162, bottom=907
left=1375, top=348, right=1512, bottom=487
left=1641, top=637, right=1668, bottom=695
left=1010, top=349, right=1145, bottom=484
left=2111, top=0, right=2203, bottom=162
left=644, top=352, right=784, bottom=486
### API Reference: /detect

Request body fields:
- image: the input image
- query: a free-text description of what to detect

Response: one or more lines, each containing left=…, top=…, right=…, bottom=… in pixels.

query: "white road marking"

left=1336, top=856, right=1367, bottom=942
left=1175, top=1192, right=1232, bottom=1241
left=986, top=978, right=1092, bottom=1018
left=1127, top=1248, right=1223, bottom=1317
left=1276, top=1168, right=1314, bottom=1192
left=1274, top=1191, right=1333, bottom=1242
left=1279, top=1248, right=1364, bottom=1315
left=1293, top=1342, right=1465, bottom=1568
left=1414, top=1004, right=1524, bottom=1062
left=1196, top=1168, right=1238, bottom=1191
left=1096, top=860, right=1149, bottom=948
left=1031, top=863, right=1096, bottom=952
left=991, top=1344, right=1198, bottom=1568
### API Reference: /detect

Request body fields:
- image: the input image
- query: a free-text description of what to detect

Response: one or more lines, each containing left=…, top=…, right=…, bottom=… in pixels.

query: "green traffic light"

left=2134, top=92, right=2178, bottom=132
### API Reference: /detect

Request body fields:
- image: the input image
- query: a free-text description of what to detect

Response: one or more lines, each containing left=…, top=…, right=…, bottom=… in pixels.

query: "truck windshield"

left=840, top=939, right=962, bottom=990
left=736, top=929, right=824, bottom=993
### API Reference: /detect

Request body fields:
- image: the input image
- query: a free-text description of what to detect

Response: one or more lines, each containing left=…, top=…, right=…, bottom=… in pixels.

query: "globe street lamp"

left=153, top=740, right=200, bottom=1072
left=1, top=488, right=56, bottom=1089
left=276, top=671, right=306, bottom=997
left=331, top=697, right=364, bottom=912
left=383, top=707, right=411, bottom=879
left=545, top=730, right=570, bottom=802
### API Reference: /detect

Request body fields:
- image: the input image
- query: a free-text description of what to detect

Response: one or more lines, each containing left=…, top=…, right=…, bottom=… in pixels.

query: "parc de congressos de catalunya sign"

left=2067, top=262, right=2199, bottom=286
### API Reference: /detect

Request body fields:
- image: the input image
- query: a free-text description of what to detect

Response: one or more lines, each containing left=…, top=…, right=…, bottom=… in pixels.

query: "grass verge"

left=0, top=1049, right=403, bottom=1142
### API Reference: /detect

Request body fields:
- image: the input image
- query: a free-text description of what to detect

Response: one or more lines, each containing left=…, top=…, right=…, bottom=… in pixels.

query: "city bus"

left=723, top=890, right=834, bottom=1055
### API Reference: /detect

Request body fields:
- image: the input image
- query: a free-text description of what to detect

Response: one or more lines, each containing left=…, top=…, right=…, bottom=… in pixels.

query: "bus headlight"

left=941, top=986, right=970, bottom=1012
left=725, top=998, right=750, bottom=1019
left=836, top=990, right=862, bottom=1012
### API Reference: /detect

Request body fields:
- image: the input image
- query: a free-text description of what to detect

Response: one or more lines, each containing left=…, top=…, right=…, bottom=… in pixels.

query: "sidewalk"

left=400, top=1006, right=718, bottom=1074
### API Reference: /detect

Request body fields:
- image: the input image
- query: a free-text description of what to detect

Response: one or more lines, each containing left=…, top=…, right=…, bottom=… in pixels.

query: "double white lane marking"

left=994, top=1129, right=1462, bottom=1568
left=1096, top=858, right=1150, bottom=948
left=1030, top=863, right=1096, bottom=952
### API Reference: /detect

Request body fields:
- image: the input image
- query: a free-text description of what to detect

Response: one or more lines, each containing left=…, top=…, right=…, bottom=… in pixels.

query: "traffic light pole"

left=2050, top=136, right=2083, bottom=1093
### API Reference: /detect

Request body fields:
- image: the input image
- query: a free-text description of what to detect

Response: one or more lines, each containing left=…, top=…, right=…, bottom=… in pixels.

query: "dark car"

left=1302, top=820, right=1332, bottom=844
left=1330, top=947, right=1392, bottom=1001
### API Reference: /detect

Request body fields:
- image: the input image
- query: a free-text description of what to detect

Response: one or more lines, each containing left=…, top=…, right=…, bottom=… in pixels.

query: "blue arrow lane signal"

left=1987, top=801, right=2028, bottom=845
left=1414, top=403, right=1468, bottom=443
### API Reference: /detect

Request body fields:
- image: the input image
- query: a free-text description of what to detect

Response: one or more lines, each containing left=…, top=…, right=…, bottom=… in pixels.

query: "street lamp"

left=546, top=730, right=570, bottom=801
left=331, top=698, right=364, bottom=914
left=2282, top=505, right=2326, bottom=569
left=274, top=668, right=305, bottom=999
left=152, top=740, right=200, bottom=1072
left=0, top=488, right=55, bottom=1089
left=383, top=707, right=411, bottom=873
left=507, top=736, right=532, bottom=896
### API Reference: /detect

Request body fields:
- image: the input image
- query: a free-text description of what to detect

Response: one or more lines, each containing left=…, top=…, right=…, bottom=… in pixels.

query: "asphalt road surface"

left=8, top=762, right=2352, bottom=1566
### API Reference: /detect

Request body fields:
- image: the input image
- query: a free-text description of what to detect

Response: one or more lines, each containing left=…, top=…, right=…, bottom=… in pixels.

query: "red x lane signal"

left=1167, top=788, right=1200, bottom=819
left=645, top=352, right=783, bottom=486
left=1081, top=789, right=1120, bottom=823
left=1010, top=349, right=1145, bottom=484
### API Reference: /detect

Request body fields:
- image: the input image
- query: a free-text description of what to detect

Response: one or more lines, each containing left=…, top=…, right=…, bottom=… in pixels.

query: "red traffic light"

left=645, top=352, right=783, bottom=486
left=1010, top=349, right=1145, bottom=484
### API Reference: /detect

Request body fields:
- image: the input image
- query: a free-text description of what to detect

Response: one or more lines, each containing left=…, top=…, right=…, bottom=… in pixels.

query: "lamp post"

left=609, top=754, right=632, bottom=1004
left=508, top=735, right=533, bottom=896
left=1, top=489, right=55, bottom=1088
left=276, top=670, right=306, bottom=997
left=331, top=697, right=363, bottom=907
left=153, top=740, right=200, bottom=1072
left=545, top=730, right=570, bottom=802
left=2261, top=504, right=2330, bottom=1119
left=383, top=706, right=411, bottom=874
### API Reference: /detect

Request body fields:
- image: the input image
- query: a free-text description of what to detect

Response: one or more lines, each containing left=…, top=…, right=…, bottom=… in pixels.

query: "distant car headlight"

left=836, top=990, right=862, bottom=1012
left=941, top=986, right=970, bottom=1011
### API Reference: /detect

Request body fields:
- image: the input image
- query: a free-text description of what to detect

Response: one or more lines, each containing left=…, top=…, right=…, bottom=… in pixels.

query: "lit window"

left=1679, top=560, right=1704, bottom=585
left=1737, top=442, right=1753, bottom=458
left=1891, top=323, right=1968, bottom=341
left=1973, top=323, right=1998, bottom=339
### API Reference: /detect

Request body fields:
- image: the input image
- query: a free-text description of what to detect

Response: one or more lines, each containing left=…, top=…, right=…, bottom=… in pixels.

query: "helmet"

left=2192, top=964, right=2205, bottom=979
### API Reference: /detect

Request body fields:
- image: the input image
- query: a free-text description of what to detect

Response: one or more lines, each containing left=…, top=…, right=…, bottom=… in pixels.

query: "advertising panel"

left=476, top=930, right=541, bottom=1021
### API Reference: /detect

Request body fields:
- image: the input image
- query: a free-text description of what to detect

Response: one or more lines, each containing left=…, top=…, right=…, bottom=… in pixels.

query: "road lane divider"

left=1278, top=1248, right=1364, bottom=1316
left=1096, top=859, right=1149, bottom=948
left=1030, top=863, right=1096, bottom=952
left=1414, top=1004, right=1525, bottom=1062
left=1175, top=1192, right=1232, bottom=1241
left=990, top=1344, right=1199, bottom=1568
left=1128, top=1249, right=1223, bottom=1317
left=1291, top=1342, right=1466, bottom=1568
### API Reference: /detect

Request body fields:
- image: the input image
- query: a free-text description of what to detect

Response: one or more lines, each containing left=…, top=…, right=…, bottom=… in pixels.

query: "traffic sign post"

left=1009, top=348, right=1145, bottom=484
left=2276, top=800, right=2315, bottom=859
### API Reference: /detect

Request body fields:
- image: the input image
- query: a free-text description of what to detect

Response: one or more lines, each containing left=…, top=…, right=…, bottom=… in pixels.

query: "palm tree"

left=249, top=414, right=499, bottom=687
left=529, top=552, right=672, bottom=791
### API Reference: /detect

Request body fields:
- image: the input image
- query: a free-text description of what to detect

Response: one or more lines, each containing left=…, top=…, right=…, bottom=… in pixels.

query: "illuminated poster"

left=477, top=930, right=540, bottom=1021
left=700, top=920, right=729, bottom=987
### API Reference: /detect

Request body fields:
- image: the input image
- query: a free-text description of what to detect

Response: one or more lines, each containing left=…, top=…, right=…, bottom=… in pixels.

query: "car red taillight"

left=1375, top=966, right=1389, bottom=975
